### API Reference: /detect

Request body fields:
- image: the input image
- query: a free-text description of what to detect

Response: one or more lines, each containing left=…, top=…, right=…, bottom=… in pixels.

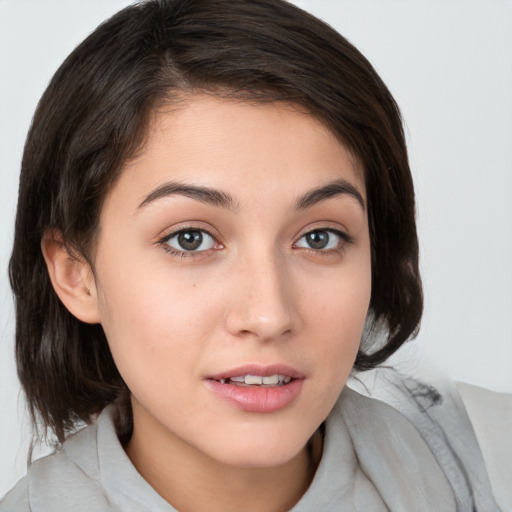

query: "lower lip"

left=206, top=379, right=304, bottom=413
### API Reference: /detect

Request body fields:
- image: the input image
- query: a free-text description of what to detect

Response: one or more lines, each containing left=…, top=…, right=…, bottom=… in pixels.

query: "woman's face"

left=91, top=96, right=371, bottom=468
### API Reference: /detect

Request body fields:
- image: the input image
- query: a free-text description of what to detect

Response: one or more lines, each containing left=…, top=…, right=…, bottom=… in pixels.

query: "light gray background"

left=1, top=0, right=511, bottom=497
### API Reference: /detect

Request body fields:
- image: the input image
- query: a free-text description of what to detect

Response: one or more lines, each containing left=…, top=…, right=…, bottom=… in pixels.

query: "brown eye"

left=166, top=229, right=215, bottom=252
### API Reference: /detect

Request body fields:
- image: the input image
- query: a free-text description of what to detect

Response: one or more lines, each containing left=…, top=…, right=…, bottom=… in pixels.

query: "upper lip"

left=207, top=364, right=305, bottom=381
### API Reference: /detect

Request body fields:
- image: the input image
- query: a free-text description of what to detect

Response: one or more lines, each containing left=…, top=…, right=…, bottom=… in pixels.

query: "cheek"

left=302, top=254, right=372, bottom=369
left=93, top=254, right=219, bottom=387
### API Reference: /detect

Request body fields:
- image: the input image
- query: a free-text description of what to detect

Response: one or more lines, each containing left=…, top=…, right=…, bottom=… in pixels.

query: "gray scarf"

left=293, top=382, right=499, bottom=511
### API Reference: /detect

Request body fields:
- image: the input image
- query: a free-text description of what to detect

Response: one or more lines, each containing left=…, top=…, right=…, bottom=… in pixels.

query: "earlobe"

left=41, top=230, right=101, bottom=324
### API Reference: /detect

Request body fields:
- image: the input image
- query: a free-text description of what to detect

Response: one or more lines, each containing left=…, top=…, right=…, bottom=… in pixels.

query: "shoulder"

left=0, top=476, right=29, bottom=512
left=0, top=423, right=113, bottom=512
left=457, top=382, right=512, bottom=512
left=347, top=371, right=507, bottom=511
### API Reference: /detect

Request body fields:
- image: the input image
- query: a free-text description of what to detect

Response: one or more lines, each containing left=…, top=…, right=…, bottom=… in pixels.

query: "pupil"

left=307, top=231, right=328, bottom=249
left=178, top=231, right=202, bottom=250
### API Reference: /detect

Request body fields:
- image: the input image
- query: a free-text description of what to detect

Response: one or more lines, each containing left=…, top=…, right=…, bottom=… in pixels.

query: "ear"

left=41, top=230, right=101, bottom=324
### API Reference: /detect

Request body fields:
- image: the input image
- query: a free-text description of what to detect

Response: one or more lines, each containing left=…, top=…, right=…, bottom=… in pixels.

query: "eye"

left=164, top=229, right=216, bottom=253
left=295, top=229, right=345, bottom=251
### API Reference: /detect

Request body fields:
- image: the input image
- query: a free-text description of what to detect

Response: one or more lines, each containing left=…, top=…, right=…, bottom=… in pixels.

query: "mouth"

left=208, top=364, right=304, bottom=386
left=216, top=374, right=292, bottom=387
left=206, top=365, right=304, bottom=413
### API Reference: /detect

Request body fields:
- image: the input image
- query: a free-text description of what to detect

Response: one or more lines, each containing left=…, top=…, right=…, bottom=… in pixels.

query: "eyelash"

left=157, top=226, right=353, bottom=258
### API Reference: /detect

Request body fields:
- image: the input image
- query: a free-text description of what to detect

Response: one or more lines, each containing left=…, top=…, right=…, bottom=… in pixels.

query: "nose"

left=224, top=252, right=298, bottom=342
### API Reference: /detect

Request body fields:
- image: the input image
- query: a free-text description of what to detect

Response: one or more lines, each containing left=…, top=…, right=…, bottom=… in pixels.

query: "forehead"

left=108, top=95, right=365, bottom=211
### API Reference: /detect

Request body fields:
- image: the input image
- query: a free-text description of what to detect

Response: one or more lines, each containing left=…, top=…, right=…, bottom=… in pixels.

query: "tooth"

left=221, top=374, right=293, bottom=385
left=262, top=375, right=279, bottom=385
left=245, top=375, right=263, bottom=385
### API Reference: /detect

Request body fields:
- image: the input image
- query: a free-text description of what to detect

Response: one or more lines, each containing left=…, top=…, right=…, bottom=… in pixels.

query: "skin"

left=44, top=96, right=372, bottom=512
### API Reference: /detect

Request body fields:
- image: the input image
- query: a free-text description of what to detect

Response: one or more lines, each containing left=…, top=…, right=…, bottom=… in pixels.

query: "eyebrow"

left=137, top=177, right=365, bottom=213
left=294, top=179, right=365, bottom=211
left=137, top=182, right=240, bottom=211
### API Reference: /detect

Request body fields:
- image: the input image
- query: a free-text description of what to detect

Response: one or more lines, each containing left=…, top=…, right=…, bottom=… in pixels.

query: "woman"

left=1, top=0, right=509, bottom=510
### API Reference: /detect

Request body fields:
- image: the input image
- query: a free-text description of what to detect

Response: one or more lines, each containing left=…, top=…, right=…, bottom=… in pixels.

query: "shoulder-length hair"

left=10, top=0, right=422, bottom=441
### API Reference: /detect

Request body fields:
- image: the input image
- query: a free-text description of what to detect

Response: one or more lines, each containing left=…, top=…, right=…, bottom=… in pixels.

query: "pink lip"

left=205, top=364, right=305, bottom=413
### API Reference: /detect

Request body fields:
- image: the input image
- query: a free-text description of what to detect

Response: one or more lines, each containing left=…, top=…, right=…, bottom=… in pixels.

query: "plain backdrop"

left=1, top=0, right=511, bottom=497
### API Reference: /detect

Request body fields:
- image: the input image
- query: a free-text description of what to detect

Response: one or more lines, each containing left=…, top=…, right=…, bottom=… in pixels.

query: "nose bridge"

left=225, top=246, right=296, bottom=340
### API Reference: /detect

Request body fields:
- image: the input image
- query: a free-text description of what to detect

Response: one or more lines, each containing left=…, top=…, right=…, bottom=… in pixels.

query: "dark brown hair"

left=9, top=0, right=422, bottom=441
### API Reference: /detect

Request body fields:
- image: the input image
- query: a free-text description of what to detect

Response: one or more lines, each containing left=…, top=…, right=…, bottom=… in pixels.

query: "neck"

left=125, top=401, right=323, bottom=512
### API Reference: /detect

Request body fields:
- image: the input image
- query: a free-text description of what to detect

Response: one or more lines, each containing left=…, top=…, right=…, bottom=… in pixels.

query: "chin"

left=205, top=426, right=312, bottom=469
